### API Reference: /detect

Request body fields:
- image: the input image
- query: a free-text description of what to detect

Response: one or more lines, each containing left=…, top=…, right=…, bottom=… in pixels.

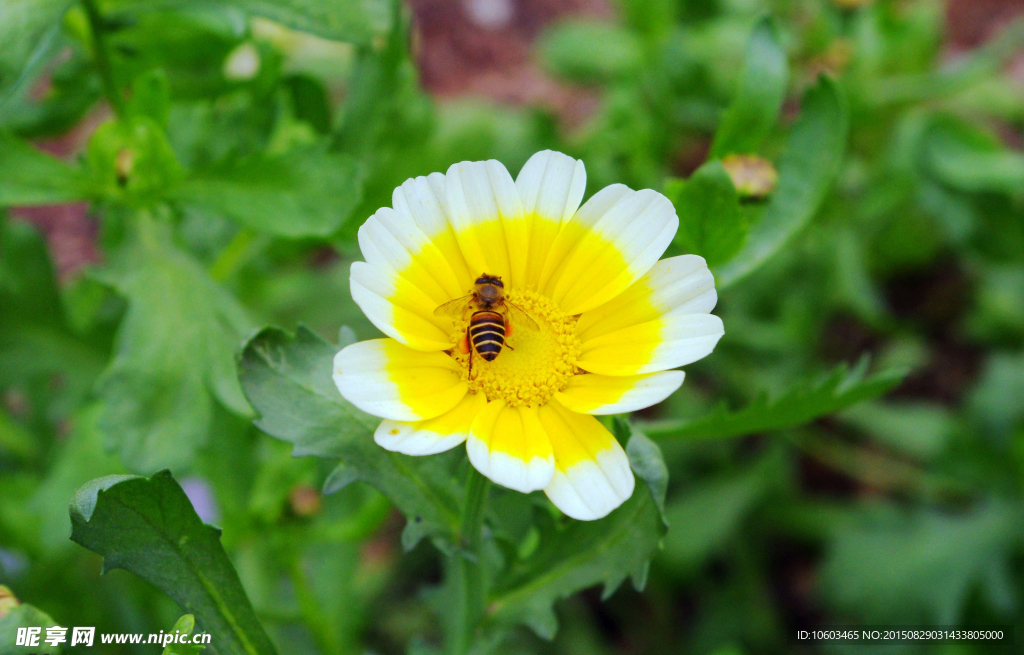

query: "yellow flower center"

left=448, top=289, right=580, bottom=407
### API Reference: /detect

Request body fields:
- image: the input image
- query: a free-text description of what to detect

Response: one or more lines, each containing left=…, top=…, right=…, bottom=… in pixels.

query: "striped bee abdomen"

left=469, top=310, right=505, bottom=361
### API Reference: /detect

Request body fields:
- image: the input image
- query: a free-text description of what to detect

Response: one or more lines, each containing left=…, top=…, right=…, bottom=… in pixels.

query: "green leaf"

left=238, top=326, right=464, bottom=551
left=0, top=602, right=60, bottom=655
left=29, top=404, right=125, bottom=555
left=923, top=116, right=1024, bottom=195
left=0, top=132, right=88, bottom=205
left=172, top=146, right=363, bottom=238
left=968, top=352, right=1024, bottom=436
left=95, top=215, right=254, bottom=473
left=70, top=471, right=277, bottom=655
left=103, top=0, right=392, bottom=45
left=838, top=402, right=953, bottom=460
left=821, top=502, right=1020, bottom=623
left=0, top=214, right=61, bottom=329
left=665, top=161, right=748, bottom=267
left=710, top=17, right=789, bottom=158
left=233, top=0, right=391, bottom=44
left=0, top=408, right=36, bottom=460
left=0, top=0, right=74, bottom=104
left=539, top=20, right=643, bottom=83
left=660, top=457, right=776, bottom=572
left=641, top=360, right=906, bottom=441
left=0, top=215, right=106, bottom=392
left=0, top=54, right=102, bottom=137
left=126, top=68, right=172, bottom=129
left=485, top=426, right=668, bottom=640
left=162, top=615, right=206, bottom=655
left=715, top=75, right=849, bottom=289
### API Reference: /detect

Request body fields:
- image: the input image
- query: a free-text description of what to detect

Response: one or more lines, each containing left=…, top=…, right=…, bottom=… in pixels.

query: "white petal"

left=445, top=159, right=526, bottom=285
left=375, top=392, right=486, bottom=455
left=545, top=451, right=635, bottom=521
left=541, top=186, right=678, bottom=314
left=515, top=150, right=587, bottom=287
left=577, top=313, right=724, bottom=376
left=391, top=173, right=473, bottom=288
left=350, top=262, right=453, bottom=351
left=357, top=206, right=466, bottom=302
left=333, top=339, right=467, bottom=421
left=575, top=255, right=723, bottom=375
left=467, top=400, right=554, bottom=493
left=555, top=371, right=685, bottom=415
left=576, top=255, right=718, bottom=339
left=538, top=401, right=635, bottom=520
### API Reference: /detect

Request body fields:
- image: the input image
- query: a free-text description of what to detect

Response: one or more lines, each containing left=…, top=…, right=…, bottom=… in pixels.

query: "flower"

left=333, top=151, right=724, bottom=520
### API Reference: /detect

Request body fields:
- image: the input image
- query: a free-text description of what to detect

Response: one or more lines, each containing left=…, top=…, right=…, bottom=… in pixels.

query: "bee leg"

left=504, top=318, right=515, bottom=350
left=468, top=349, right=473, bottom=381
left=459, top=333, right=470, bottom=354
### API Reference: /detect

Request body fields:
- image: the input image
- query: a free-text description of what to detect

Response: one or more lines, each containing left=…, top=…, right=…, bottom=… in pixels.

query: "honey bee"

left=434, top=274, right=539, bottom=379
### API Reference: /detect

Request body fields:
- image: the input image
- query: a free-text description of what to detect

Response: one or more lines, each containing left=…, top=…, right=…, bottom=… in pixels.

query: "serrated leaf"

left=0, top=132, right=88, bottom=205
left=715, top=75, right=849, bottom=289
left=0, top=603, right=60, bottom=655
left=70, top=471, right=276, bottom=655
left=238, top=326, right=463, bottom=551
left=95, top=215, right=254, bottom=473
left=485, top=427, right=668, bottom=640
left=172, top=146, right=363, bottom=238
left=710, top=17, right=789, bottom=158
left=665, top=160, right=748, bottom=267
left=641, top=361, right=906, bottom=441
left=0, top=0, right=74, bottom=105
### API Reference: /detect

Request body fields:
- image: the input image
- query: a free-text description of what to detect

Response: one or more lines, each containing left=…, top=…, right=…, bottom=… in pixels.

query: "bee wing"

left=433, top=294, right=474, bottom=318
left=505, top=301, right=540, bottom=331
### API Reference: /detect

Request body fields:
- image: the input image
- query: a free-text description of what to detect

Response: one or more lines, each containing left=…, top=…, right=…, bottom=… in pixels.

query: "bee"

left=434, top=274, right=539, bottom=379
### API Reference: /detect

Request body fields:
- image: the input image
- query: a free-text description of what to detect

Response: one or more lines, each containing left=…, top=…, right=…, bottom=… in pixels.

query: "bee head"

left=475, top=274, right=503, bottom=302
left=475, top=274, right=503, bottom=288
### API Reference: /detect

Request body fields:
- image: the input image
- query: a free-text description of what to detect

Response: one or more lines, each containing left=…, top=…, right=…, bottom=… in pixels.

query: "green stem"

left=209, top=228, right=260, bottom=282
left=81, top=0, right=124, bottom=117
left=288, top=556, right=340, bottom=655
left=448, top=468, right=490, bottom=655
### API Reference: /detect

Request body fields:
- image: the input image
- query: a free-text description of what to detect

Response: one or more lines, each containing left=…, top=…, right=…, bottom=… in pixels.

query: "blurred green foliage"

left=2, top=0, right=1024, bottom=654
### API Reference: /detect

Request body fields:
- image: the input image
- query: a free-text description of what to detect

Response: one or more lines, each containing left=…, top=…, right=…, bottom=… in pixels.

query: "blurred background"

left=3, top=0, right=1024, bottom=653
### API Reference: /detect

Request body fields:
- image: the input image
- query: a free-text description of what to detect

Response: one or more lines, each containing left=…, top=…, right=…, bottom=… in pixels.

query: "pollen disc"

left=449, top=289, right=580, bottom=407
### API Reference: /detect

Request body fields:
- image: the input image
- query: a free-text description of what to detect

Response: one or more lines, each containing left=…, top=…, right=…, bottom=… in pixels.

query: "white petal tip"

left=374, top=420, right=467, bottom=456
left=466, top=436, right=554, bottom=493
left=544, top=451, right=636, bottom=521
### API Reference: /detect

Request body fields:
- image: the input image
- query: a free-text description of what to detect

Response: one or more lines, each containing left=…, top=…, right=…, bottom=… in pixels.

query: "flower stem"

left=448, top=467, right=490, bottom=655
left=209, top=228, right=261, bottom=282
left=82, top=0, right=124, bottom=117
